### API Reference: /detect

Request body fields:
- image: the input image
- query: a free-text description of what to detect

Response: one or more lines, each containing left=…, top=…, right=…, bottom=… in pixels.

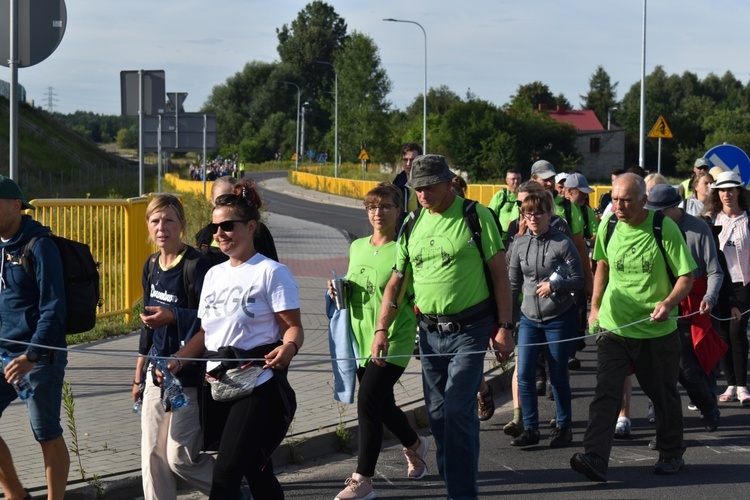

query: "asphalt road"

left=252, top=171, right=371, bottom=240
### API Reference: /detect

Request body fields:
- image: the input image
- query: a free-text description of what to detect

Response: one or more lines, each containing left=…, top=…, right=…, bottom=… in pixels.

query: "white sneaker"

left=335, top=473, right=376, bottom=500
left=614, top=416, right=631, bottom=438
left=403, top=436, right=429, bottom=479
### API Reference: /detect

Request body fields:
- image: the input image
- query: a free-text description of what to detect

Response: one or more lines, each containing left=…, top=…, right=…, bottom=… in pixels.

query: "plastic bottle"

left=0, top=352, right=34, bottom=400
left=546, top=261, right=572, bottom=298
left=589, top=320, right=603, bottom=335
left=152, top=358, right=188, bottom=410
left=132, top=398, right=143, bottom=415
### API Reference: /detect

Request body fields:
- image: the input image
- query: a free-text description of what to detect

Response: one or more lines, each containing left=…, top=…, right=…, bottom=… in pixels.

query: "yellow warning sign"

left=648, top=115, right=673, bottom=139
left=291, top=153, right=298, bottom=161
left=357, top=149, right=370, bottom=161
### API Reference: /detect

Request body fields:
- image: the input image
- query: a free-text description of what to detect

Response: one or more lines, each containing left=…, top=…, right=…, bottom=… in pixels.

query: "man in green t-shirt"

left=488, top=169, right=522, bottom=235
left=376, top=154, right=514, bottom=500
left=570, top=173, right=697, bottom=483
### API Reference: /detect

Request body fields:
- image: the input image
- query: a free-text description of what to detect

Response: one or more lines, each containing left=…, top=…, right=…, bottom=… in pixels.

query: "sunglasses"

left=209, top=219, right=247, bottom=234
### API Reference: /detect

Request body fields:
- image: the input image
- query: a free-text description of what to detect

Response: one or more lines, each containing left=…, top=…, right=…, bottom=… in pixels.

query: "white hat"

left=555, top=172, right=568, bottom=184
left=712, top=171, right=744, bottom=189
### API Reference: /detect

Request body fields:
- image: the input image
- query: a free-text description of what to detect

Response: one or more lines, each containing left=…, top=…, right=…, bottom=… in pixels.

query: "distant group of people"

left=189, top=158, right=245, bottom=182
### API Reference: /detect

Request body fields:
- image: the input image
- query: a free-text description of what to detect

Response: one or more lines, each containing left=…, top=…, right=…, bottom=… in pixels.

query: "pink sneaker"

left=403, top=436, right=429, bottom=479
left=334, top=473, right=375, bottom=500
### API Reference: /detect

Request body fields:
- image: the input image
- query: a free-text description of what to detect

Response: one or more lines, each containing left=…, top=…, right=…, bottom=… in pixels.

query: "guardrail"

left=28, top=197, right=154, bottom=322
left=291, top=171, right=611, bottom=208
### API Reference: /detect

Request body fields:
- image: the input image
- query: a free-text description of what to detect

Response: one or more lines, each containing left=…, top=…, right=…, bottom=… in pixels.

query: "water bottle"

left=132, top=380, right=145, bottom=415
left=153, top=358, right=188, bottom=410
left=589, top=320, right=604, bottom=335
left=0, top=352, right=34, bottom=400
left=547, top=261, right=572, bottom=298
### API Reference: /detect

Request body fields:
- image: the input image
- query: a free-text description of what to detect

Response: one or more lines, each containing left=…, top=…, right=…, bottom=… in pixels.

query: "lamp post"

left=383, top=18, right=427, bottom=154
left=607, top=105, right=619, bottom=130
left=639, top=0, right=647, bottom=168
left=315, top=60, right=338, bottom=177
left=300, top=102, right=309, bottom=165
left=282, top=81, right=301, bottom=171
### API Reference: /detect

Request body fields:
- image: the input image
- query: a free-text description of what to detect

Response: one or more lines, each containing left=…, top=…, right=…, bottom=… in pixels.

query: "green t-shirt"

left=347, top=237, right=417, bottom=367
left=555, top=194, right=584, bottom=236
left=593, top=211, right=697, bottom=339
left=396, top=197, right=504, bottom=315
left=488, top=188, right=519, bottom=233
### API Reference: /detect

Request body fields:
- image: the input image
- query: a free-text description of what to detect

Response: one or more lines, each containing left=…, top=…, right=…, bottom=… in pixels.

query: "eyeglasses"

left=209, top=219, right=247, bottom=234
left=366, top=204, right=395, bottom=213
left=522, top=212, right=546, bottom=220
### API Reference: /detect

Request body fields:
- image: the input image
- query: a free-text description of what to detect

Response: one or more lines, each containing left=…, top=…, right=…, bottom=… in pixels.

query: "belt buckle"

left=437, top=321, right=461, bottom=335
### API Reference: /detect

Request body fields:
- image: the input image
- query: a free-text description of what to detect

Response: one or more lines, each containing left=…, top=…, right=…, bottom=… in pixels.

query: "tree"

left=332, top=31, right=392, bottom=162
left=580, top=66, right=618, bottom=127
left=277, top=1, right=348, bottom=104
left=510, top=82, right=558, bottom=111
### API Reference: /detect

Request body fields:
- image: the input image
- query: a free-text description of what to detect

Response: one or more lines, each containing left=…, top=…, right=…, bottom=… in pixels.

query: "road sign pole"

left=9, top=0, right=18, bottom=180
left=202, top=114, right=207, bottom=198
left=138, top=69, right=144, bottom=196
left=657, top=137, right=662, bottom=174
left=157, top=115, right=162, bottom=193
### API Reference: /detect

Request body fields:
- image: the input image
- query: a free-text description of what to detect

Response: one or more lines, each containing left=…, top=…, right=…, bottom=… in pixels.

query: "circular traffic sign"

left=704, top=143, right=750, bottom=187
left=0, top=0, right=67, bottom=68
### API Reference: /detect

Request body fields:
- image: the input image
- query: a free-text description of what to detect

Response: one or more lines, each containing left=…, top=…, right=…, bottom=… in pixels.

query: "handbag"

left=205, top=361, right=264, bottom=402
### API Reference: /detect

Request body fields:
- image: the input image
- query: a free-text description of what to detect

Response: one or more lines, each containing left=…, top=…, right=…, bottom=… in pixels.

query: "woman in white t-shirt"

left=170, top=179, right=303, bottom=499
left=707, top=171, right=750, bottom=406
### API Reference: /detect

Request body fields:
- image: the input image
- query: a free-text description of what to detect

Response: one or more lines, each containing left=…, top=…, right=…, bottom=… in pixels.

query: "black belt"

left=420, top=299, right=493, bottom=334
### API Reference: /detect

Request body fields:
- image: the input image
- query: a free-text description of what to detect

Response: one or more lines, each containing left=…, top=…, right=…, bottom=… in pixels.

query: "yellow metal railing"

left=164, top=173, right=214, bottom=201
left=29, top=197, right=153, bottom=323
left=292, top=171, right=612, bottom=208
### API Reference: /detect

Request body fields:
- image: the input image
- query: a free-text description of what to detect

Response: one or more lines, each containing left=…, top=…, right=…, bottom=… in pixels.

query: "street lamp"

left=300, top=102, right=309, bottom=165
left=282, top=81, right=301, bottom=171
left=607, top=105, right=619, bottom=130
left=383, top=18, right=427, bottom=154
left=315, top=60, right=339, bottom=177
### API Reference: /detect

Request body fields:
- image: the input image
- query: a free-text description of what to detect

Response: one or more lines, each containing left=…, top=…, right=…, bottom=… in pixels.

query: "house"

left=545, top=105, right=625, bottom=181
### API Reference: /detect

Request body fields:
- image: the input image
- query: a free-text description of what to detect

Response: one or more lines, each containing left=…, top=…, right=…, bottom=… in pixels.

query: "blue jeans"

left=419, top=316, right=493, bottom=500
left=517, top=307, right=575, bottom=431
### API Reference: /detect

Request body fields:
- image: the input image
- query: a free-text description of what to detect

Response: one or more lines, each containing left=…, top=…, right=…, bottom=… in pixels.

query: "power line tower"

left=45, top=86, right=58, bottom=112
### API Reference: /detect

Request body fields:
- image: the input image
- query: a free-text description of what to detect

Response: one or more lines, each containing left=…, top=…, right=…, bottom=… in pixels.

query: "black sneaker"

left=510, top=429, right=540, bottom=447
left=536, top=379, right=546, bottom=396
left=477, top=385, right=495, bottom=421
left=704, top=412, right=720, bottom=432
left=570, top=452, right=608, bottom=482
left=653, top=457, right=684, bottom=475
left=568, top=356, right=581, bottom=370
left=550, top=427, right=573, bottom=448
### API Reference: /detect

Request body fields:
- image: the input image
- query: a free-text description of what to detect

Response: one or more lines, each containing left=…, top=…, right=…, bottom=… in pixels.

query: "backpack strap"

left=147, top=248, right=201, bottom=310
left=562, top=197, right=573, bottom=228
left=391, top=206, right=422, bottom=309
left=20, top=235, right=44, bottom=278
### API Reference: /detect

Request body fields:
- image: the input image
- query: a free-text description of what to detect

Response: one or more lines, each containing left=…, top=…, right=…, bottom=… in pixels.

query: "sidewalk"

left=3, top=176, right=510, bottom=499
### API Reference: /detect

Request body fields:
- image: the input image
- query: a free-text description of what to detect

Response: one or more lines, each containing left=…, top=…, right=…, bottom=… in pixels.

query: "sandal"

left=738, top=387, right=750, bottom=406
left=719, top=386, right=737, bottom=402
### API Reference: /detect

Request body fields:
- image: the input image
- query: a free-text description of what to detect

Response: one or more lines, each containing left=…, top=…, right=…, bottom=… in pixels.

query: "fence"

left=29, top=197, right=154, bottom=322
left=291, top=171, right=611, bottom=208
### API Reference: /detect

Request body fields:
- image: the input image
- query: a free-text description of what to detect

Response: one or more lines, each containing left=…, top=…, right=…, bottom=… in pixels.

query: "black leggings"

left=356, top=362, right=419, bottom=477
left=210, top=377, right=286, bottom=500
left=719, top=282, right=750, bottom=387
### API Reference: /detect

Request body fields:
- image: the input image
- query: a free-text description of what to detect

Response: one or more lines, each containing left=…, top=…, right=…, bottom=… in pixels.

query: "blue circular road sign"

left=705, top=143, right=750, bottom=187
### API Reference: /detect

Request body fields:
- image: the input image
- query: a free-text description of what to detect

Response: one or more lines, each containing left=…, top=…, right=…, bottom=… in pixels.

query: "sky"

left=7, top=0, right=750, bottom=116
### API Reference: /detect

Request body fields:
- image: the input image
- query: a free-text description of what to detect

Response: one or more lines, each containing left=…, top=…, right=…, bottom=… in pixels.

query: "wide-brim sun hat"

left=712, top=171, right=744, bottom=189
left=406, top=154, right=456, bottom=189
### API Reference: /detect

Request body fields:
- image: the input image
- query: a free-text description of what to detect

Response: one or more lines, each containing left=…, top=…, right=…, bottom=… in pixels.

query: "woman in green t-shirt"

left=332, top=183, right=427, bottom=500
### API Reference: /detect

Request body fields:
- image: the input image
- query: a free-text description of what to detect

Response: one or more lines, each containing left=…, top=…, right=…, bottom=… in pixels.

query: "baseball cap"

left=531, top=160, right=556, bottom=180
left=555, top=172, right=568, bottom=184
left=564, top=173, right=594, bottom=194
left=406, top=154, right=456, bottom=189
left=694, top=158, right=710, bottom=169
left=0, top=176, right=34, bottom=210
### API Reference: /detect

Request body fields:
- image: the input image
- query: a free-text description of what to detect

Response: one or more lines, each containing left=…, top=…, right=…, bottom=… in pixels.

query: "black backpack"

left=398, top=198, right=502, bottom=321
left=21, top=234, right=101, bottom=334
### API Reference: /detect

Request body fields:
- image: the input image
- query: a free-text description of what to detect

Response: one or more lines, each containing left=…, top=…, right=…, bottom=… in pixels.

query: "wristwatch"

left=25, top=350, right=40, bottom=363
left=498, top=322, right=515, bottom=331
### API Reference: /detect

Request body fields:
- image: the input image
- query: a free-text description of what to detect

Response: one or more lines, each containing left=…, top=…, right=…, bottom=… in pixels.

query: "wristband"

left=133, top=380, right=142, bottom=385
left=170, top=355, right=183, bottom=372
left=498, top=322, right=515, bottom=331
left=374, top=328, right=388, bottom=334
left=286, top=340, right=299, bottom=356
